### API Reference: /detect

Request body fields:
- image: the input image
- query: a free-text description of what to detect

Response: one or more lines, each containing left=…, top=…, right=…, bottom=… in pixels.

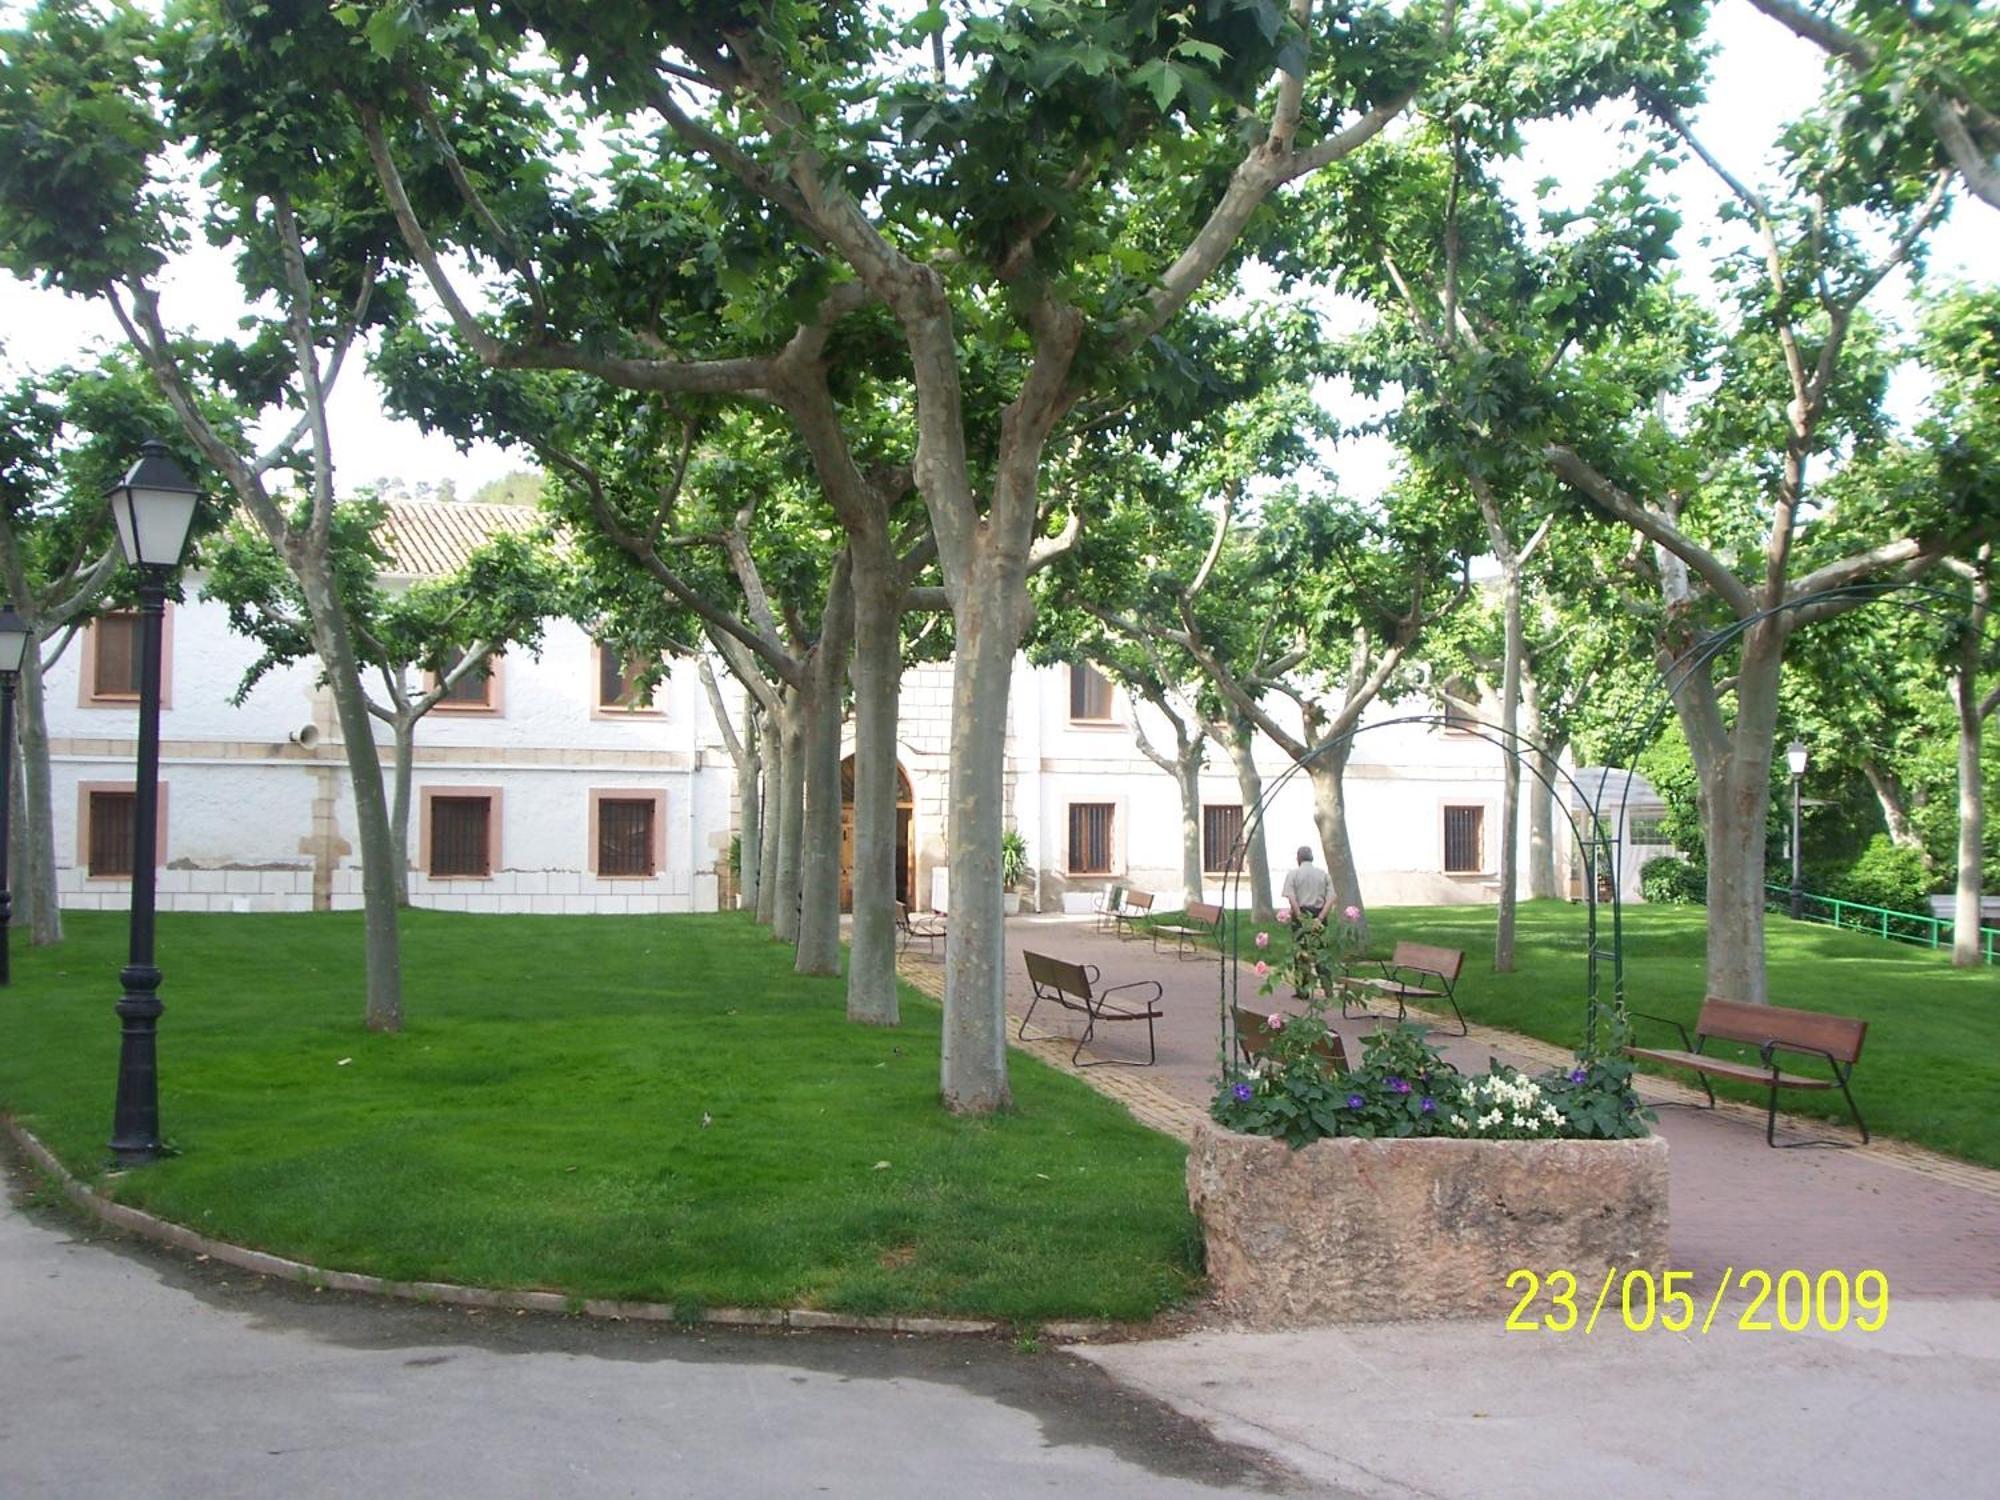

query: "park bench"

left=1153, top=899, right=1224, bottom=959
left=1111, top=888, right=1156, bottom=940
left=1625, top=997, right=1869, bottom=1148
left=1092, top=883, right=1127, bottom=934
left=1232, top=1006, right=1349, bottom=1073
left=1019, top=950, right=1164, bottom=1067
left=895, top=900, right=947, bottom=956
left=1341, top=941, right=1468, bottom=1036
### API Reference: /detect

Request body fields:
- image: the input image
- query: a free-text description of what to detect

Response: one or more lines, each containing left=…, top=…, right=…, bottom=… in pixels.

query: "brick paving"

left=902, top=912, right=2000, bottom=1297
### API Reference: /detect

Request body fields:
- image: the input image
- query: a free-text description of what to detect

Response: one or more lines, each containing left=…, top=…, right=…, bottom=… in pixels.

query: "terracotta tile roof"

left=376, top=501, right=539, bottom=578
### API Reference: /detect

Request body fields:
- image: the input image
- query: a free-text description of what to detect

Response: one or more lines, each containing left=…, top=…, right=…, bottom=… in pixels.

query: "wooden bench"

left=1112, top=888, right=1155, bottom=940
left=1232, top=1006, right=1349, bottom=1073
left=1342, top=941, right=1468, bottom=1036
left=1020, top=950, right=1164, bottom=1067
left=1626, top=997, right=1869, bottom=1148
left=1152, top=899, right=1224, bottom=959
left=895, top=901, right=946, bottom=956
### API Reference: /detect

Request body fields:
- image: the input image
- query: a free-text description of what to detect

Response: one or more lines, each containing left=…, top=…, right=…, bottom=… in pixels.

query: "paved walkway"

left=900, top=914, right=2000, bottom=1496
left=903, top=913, right=2000, bottom=1299
left=0, top=1165, right=1319, bottom=1500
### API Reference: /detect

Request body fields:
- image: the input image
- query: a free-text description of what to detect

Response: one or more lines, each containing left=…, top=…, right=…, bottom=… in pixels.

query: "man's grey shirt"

left=1281, top=862, right=1331, bottom=912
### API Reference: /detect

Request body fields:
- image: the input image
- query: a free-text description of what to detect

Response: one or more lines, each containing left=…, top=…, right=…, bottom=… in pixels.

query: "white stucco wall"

left=39, top=571, right=1565, bottom=921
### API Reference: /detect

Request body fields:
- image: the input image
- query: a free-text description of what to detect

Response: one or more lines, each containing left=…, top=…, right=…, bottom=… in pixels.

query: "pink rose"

left=1253, top=960, right=1270, bottom=978
left=1343, top=905, right=1361, bottom=921
left=1254, top=930, right=1271, bottom=950
left=1277, top=905, right=1292, bottom=922
left=1267, top=1013, right=1287, bottom=1030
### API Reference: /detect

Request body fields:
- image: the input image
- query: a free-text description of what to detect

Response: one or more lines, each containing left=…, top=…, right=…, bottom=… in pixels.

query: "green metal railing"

left=1764, top=884, right=2000, bottom=965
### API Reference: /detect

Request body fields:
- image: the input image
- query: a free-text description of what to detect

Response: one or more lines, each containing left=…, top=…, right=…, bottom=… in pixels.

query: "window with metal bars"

left=429, top=795, right=492, bottom=877
left=1202, top=804, right=1245, bottom=873
left=92, top=613, right=142, bottom=698
left=1067, top=803, right=1115, bottom=874
left=597, top=798, right=656, bottom=876
left=597, top=644, right=656, bottom=710
left=87, top=790, right=137, bottom=877
left=1068, top=662, right=1113, bottom=721
left=1442, top=805, right=1485, bottom=874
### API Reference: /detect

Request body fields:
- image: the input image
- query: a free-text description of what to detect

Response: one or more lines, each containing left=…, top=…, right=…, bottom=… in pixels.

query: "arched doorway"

left=840, top=757, right=915, bottom=911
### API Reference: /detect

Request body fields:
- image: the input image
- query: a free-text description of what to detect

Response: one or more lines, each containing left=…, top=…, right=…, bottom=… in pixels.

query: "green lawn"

left=1178, top=900, right=2000, bottom=1169
left=0, top=910, right=1197, bottom=1321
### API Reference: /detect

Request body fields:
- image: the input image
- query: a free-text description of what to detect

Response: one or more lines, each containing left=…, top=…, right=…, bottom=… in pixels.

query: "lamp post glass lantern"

left=0, top=602, right=28, bottom=988
left=1786, top=739, right=1808, bottom=922
left=103, top=438, right=201, bottom=1166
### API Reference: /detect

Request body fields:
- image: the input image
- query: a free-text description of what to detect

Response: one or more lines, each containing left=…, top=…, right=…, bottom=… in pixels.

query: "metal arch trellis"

left=1211, top=576, right=2000, bottom=1080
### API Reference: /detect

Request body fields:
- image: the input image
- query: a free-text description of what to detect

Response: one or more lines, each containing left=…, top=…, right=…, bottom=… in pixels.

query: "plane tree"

left=199, top=494, right=561, bottom=903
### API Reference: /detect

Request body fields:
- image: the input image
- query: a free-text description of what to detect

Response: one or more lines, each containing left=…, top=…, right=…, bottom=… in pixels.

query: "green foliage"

left=1000, top=828, right=1030, bottom=890
left=1639, top=854, right=1704, bottom=905
left=198, top=495, right=563, bottom=707
left=1537, top=1030, right=1653, bottom=1141
left=1816, top=834, right=1937, bottom=913
left=0, top=0, right=175, bottom=292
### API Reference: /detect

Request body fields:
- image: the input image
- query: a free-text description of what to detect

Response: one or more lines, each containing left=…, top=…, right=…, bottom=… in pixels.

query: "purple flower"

left=1389, top=1076, right=1411, bottom=1095
left=1232, top=1082, right=1254, bottom=1103
left=1346, top=1093, right=1366, bottom=1110
left=1420, top=1096, right=1437, bottom=1114
left=1569, top=1067, right=1589, bottom=1085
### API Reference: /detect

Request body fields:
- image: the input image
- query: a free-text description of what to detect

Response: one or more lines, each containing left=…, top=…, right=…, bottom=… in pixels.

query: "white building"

left=41, top=500, right=1564, bottom=917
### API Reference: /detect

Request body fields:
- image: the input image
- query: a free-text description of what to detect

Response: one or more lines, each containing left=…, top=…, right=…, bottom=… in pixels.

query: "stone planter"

left=1188, top=1119, right=1668, bottom=1326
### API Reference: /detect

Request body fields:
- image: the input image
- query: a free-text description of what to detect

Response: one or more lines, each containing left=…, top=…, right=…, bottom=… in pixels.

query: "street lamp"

left=104, top=438, right=201, bottom=1167
left=0, top=603, right=29, bottom=987
left=1786, top=738, right=1809, bottom=922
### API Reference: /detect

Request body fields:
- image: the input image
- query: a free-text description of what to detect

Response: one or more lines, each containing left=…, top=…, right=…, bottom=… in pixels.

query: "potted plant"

left=1193, top=910, right=1667, bottom=1325
left=1000, top=828, right=1030, bottom=915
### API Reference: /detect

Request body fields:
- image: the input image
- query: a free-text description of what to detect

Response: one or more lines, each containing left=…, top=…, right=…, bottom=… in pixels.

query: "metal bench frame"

left=1152, top=900, right=1224, bottom=960
left=1341, top=940, right=1468, bottom=1036
left=1019, top=950, right=1164, bottom=1067
left=1626, top=998, right=1869, bottom=1148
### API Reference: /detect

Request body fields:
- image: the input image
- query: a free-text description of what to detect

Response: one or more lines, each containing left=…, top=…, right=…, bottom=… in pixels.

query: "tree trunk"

left=794, top=563, right=854, bottom=979
left=1520, top=675, right=1562, bottom=900
left=1952, top=680, right=1985, bottom=966
left=297, top=561, right=404, bottom=1030
left=845, top=567, right=902, bottom=1024
left=1527, top=738, right=1564, bottom=902
left=1220, top=716, right=1275, bottom=922
left=389, top=717, right=416, bottom=907
left=1684, top=632, right=1784, bottom=1004
left=940, top=597, right=1020, bottom=1113
left=737, top=707, right=762, bottom=912
left=1493, top=569, right=1524, bottom=971
left=756, top=715, right=782, bottom=925
left=1860, top=759, right=1924, bottom=854
left=1175, top=751, right=1204, bottom=908
left=771, top=693, right=805, bottom=942
left=1305, top=739, right=1364, bottom=938
left=14, top=644, right=61, bottom=945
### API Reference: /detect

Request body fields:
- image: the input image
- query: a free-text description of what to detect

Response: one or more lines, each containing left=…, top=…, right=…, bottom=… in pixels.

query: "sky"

left=0, top=1, right=1987, bottom=506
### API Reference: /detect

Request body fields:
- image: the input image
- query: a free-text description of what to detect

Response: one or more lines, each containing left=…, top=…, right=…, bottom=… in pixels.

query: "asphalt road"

left=0, top=1157, right=1323, bottom=1500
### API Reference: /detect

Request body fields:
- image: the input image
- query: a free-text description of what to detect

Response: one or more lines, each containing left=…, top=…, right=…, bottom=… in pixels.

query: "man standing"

left=1280, top=845, right=1330, bottom=922
left=1280, top=846, right=1333, bottom=999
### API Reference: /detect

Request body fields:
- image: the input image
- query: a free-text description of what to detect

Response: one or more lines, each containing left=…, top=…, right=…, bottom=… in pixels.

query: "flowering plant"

left=1272, top=903, right=1365, bottom=1001
left=1532, top=1019, right=1653, bottom=1140
left=1450, top=1070, right=1564, bottom=1139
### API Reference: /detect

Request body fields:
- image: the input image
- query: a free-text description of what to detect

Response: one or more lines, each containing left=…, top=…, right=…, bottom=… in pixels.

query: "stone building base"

left=1189, top=1120, right=1669, bottom=1325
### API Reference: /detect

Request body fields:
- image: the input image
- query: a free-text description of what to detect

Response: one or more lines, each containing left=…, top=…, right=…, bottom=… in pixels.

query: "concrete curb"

left=2, top=1117, right=1117, bottom=1342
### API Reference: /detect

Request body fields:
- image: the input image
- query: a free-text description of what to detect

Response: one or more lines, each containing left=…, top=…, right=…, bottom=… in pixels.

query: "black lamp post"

left=104, top=438, right=201, bottom=1167
left=0, top=603, right=29, bottom=987
left=1786, top=738, right=1809, bottom=922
